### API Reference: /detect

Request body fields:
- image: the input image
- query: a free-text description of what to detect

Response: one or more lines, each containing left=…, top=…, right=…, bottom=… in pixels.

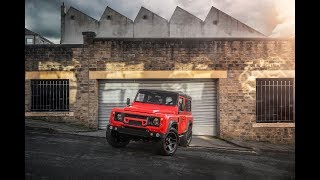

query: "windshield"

left=134, top=90, right=178, bottom=106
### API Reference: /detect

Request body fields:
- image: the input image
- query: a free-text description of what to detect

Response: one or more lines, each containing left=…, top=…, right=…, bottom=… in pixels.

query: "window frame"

left=185, top=98, right=191, bottom=112
left=256, top=78, right=294, bottom=123
left=178, top=96, right=185, bottom=112
left=31, top=79, right=70, bottom=112
left=26, top=38, right=34, bottom=44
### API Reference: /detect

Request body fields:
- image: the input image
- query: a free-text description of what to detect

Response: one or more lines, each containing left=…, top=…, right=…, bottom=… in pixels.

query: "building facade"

left=25, top=3, right=294, bottom=144
left=60, top=4, right=265, bottom=44
left=25, top=32, right=295, bottom=144
left=25, top=28, right=54, bottom=45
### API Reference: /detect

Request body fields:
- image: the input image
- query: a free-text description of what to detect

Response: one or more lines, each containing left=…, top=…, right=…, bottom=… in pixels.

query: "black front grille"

left=125, top=114, right=148, bottom=120
left=128, top=120, right=142, bottom=126
left=118, top=126, right=149, bottom=137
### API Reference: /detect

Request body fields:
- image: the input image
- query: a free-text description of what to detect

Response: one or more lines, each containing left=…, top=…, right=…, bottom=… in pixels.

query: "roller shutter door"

left=98, top=79, right=218, bottom=136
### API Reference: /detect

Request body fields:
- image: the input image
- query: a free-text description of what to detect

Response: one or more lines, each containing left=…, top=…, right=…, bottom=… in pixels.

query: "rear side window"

left=185, top=99, right=191, bottom=112
left=178, top=97, right=184, bottom=111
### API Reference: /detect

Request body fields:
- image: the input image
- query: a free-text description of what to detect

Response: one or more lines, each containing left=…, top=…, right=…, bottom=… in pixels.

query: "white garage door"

left=98, top=79, right=218, bottom=136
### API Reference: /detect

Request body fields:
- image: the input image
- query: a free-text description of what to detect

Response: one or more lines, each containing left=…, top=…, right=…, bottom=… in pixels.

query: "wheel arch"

left=167, top=121, right=178, bottom=133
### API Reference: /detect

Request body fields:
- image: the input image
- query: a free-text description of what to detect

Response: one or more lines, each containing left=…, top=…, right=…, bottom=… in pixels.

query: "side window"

left=165, top=96, right=173, bottom=105
left=178, top=97, right=184, bottom=111
left=186, top=99, right=191, bottom=112
left=26, top=38, right=34, bottom=44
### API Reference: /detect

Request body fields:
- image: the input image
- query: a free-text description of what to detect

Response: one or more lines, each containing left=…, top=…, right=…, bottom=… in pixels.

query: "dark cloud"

left=25, top=0, right=294, bottom=43
left=25, top=0, right=61, bottom=43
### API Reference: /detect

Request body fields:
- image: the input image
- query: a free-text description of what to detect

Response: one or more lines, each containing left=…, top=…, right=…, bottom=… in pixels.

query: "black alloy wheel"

left=156, top=128, right=178, bottom=156
left=186, top=126, right=192, bottom=144
left=165, top=131, right=178, bottom=153
left=179, top=125, right=192, bottom=147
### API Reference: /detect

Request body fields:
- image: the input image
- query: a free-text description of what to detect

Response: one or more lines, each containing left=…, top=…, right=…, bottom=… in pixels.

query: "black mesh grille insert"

left=128, top=120, right=142, bottom=126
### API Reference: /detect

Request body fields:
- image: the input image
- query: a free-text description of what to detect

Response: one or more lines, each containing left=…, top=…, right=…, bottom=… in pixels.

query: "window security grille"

left=31, top=79, right=69, bottom=111
left=256, top=78, right=294, bottom=123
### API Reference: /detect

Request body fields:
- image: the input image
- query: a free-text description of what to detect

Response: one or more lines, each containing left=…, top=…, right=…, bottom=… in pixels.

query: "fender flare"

left=166, top=120, right=178, bottom=134
left=188, top=122, right=193, bottom=128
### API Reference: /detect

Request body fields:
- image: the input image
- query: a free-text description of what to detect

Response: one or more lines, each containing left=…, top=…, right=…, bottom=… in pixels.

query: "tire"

left=156, top=128, right=179, bottom=156
left=179, top=125, right=192, bottom=147
left=106, top=129, right=130, bottom=148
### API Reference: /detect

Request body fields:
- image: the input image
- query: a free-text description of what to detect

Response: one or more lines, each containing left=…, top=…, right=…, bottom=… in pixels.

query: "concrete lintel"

left=252, top=123, right=295, bottom=128
left=251, top=70, right=295, bottom=78
left=25, top=112, right=74, bottom=117
left=25, top=71, right=75, bottom=79
left=89, top=70, right=227, bottom=79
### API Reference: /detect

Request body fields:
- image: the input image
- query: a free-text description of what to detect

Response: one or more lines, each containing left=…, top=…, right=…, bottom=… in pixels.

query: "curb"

left=26, top=125, right=106, bottom=138
left=225, top=140, right=295, bottom=154
left=187, top=146, right=257, bottom=154
left=69, top=132, right=106, bottom=138
left=219, top=138, right=255, bottom=150
left=25, top=126, right=59, bottom=133
left=250, top=147, right=295, bottom=154
left=25, top=125, right=91, bottom=134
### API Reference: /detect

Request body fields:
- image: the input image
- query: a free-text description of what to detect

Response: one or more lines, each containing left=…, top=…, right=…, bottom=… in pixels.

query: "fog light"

left=109, top=126, right=113, bottom=129
left=150, top=133, right=153, bottom=136
left=115, top=127, right=117, bottom=130
left=156, top=133, right=160, bottom=137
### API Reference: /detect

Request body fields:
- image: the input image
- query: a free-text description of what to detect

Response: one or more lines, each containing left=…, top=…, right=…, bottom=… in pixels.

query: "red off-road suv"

left=106, top=89, right=193, bottom=156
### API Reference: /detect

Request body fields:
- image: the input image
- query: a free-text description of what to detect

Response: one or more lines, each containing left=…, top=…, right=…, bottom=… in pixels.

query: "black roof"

left=138, top=89, right=192, bottom=100
left=25, top=28, right=37, bottom=35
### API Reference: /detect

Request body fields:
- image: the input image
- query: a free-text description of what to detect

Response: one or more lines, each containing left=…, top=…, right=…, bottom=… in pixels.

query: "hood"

left=124, top=104, right=176, bottom=115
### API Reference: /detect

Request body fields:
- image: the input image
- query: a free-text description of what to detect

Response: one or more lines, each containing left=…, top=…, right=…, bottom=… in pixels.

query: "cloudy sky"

left=25, top=0, right=294, bottom=44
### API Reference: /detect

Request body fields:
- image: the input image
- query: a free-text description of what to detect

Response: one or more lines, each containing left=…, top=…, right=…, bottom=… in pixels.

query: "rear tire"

left=156, top=128, right=179, bottom=156
left=179, top=125, right=192, bottom=147
left=106, top=129, right=130, bottom=148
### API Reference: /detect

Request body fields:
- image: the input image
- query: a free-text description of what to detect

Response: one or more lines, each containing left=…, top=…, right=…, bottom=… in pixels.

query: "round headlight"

left=152, top=118, right=160, bottom=126
left=115, top=113, right=122, bottom=121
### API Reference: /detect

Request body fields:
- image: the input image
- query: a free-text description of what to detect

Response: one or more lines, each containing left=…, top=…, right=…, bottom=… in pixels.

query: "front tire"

left=106, top=129, right=130, bottom=148
left=156, top=128, right=179, bottom=156
left=179, top=125, right=192, bottom=147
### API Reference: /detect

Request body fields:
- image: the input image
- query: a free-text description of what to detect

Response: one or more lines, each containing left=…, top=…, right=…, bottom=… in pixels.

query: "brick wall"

left=25, top=44, right=88, bottom=126
left=25, top=36, right=295, bottom=143
left=88, top=38, right=294, bottom=72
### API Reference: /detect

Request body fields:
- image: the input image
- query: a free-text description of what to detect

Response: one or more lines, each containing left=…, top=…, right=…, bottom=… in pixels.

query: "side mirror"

left=126, top=98, right=130, bottom=106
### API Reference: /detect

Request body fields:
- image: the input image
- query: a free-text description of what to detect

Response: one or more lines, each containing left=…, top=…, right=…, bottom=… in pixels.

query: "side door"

left=184, top=98, right=193, bottom=130
left=178, top=96, right=187, bottom=134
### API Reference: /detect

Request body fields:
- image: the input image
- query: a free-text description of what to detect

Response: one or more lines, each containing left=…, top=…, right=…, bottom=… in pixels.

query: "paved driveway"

left=25, top=127, right=295, bottom=179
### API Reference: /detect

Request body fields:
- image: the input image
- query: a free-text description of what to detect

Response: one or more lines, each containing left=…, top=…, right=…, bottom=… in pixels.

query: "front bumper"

left=107, top=124, right=165, bottom=138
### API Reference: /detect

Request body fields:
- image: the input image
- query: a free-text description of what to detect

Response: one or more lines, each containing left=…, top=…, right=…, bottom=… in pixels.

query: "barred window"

left=256, top=78, right=294, bottom=123
left=31, top=79, right=69, bottom=111
left=186, top=99, right=191, bottom=112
